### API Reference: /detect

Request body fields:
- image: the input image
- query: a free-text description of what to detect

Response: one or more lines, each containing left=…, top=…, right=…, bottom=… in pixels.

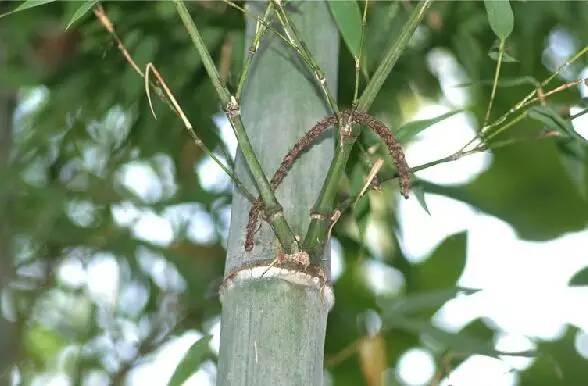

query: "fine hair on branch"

left=245, top=109, right=410, bottom=251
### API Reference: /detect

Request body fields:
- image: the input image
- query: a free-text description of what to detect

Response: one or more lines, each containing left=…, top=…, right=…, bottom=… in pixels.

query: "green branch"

left=174, top=0, right=299, bottom=253
left=303, top=0, right=433, bottom=260
left=356, top=0, right=433, bottom=112
left=272, top=0, right=339, bottom=114
left=236, top=2, right=273, bottom=99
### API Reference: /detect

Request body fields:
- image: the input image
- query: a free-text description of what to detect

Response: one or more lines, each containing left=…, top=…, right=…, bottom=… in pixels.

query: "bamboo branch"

left=174, top=0, right=299, bottom=253
left=303, top=1, right=433, bottom=260
left=353, top=0, right=369, bottom=106
left=356, top=0, right=433, bottom=112
left=483, top=39, right=505, bottom=126
left=236, top=1, right=273, bottom=99
left=93, top=5, right=255, bottom=202
left=271, top=0, right=339, bottom=114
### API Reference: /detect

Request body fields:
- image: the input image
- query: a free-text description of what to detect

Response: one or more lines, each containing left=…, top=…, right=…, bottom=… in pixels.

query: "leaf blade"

left=396, top=110, right=462, bottom=142
left=66, top=0, right=99, bottom=30
left=0, top=0, right=55, bottom=19
left=328, top=0, right=362, bottom=59
left=167, top=335, right=212, bottom=386
left=484, top=0, right=514, bottom=41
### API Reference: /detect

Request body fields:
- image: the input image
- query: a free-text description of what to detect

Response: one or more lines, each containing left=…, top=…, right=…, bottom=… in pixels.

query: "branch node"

left=226, top=96, right=241, bottom=117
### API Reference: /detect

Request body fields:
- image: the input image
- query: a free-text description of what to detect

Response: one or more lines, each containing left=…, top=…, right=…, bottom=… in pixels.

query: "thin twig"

left=94, top=5, right=143, bottom=77
left=353, top=0, right=369, bottom=106
left=94, top=4, right=255, bottom=202
left=302, top=1, right=433, bottom=261
left=222, top=0, right=298, bottom=56
left=245, top=110, right=409, bottom=251
left=145, top=63, right=255, bottom=202
left=483, top=39, right=505, bottom=126
left=175, top=0, right=299, bottom=253
left=236, top=1, right=273, bottom=99
left=476, top=45, right=588, bottom=141
left=356, top=158, right=383, bottom=203
left=271, top=0, right=339, bottom=114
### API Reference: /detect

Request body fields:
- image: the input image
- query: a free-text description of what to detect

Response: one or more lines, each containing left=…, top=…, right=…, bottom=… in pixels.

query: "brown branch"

left=244, top=110, right=410, bottom=251
left=244, top=113, right=338, bottom=251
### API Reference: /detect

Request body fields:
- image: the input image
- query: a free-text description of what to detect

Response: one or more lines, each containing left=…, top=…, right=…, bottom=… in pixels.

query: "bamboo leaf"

left=379, top=288, right=478, bottom=317
left=167, top=335, right=212, bottom=386
left=0, top=0, right=55, bottom=18
left=412, top=183, right=431, bottom=216
left=528, top=106, right=576, bottom=137
left=328, top=0, right=362, bottom=59
left=396, top=110, right=462, bottom=142
left=66, top=0, right=99, bottom=30
left=569, top=266, right=588, bottom=286
left=488, top=48, right=518, bottom=62
left=385, top=316, right=534, bottom=359
left=484, top=0, right=514, bottom=41
left=357, top=0, right=432, bottom=111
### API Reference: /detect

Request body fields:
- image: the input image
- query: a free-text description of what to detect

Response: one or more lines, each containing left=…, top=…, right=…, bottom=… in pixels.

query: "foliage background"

left=0, top=1, right=587, bottom=385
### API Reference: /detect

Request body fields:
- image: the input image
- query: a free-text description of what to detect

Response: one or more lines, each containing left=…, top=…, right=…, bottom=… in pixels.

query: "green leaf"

left=379, top=288, right=478, bottom=318
left=528, top=106, right=576, bottom=138
left=328, top=0, right=362, bottom=59
left=519, top=328, right=587, bottom=386
left=385, top=316, right=533, bottom=358
left=412, top=183, right=431, bottom=216
left=557, top=139, right=588, bottom=198
left=569, top=266, right=588, bottom=286
left=66, top=0, right=99, bottom=30
left=167, top=335, right=212, bottom=386
left=484, top=0, right=514, bottom=41
left=488, top=48, right=518, bottom=62
left=413, top=232, right=468, bottom=292
left=0, top=0, right=55, bottom=18
left=396, top=110, right=462, bottom=143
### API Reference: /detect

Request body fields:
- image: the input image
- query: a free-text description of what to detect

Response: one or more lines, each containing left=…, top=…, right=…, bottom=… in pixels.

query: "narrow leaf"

left=328, top=0, right=362, bottom=59
left=569, top=266, right=588, bottom=286
left=0, top=0, right=55, bottom=18
left=396, top=110, right=462, bottom=142
left=168, top=335, right=212, bottom=386
left=484, top=0, right=514, bottom=41
left=385, top=316, right=534, bottom=358
left=528, top=106, right=576, bottom=137
left=379, top=288, right=478, bottom=317
left=488, top=48, right=518, bottom=62
left=66, top=0, right=99, bottom=30
left=412, top=184, right=431, bottom=216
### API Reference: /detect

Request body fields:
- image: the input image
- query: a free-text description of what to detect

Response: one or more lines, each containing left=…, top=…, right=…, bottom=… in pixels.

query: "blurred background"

left=0, top=1, right=587, bottom=386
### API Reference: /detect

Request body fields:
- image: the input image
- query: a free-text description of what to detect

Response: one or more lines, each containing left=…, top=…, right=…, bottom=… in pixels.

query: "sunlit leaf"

left=519, top=328, right=587, bottom=386
left=379, top=288, right=478, bottom=317
left=328, top=0, right=362, bottom=59
left=167, top=335, right=212, bottom=386
left=413, top=232, right=468, bottom=292
left=484, top=0, right=514, bottom=40
left=66, top=0, right=99, bottom=30
left=396, top=110, right=462, bottom=143
left=384, top=315, right=534, bottom=358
